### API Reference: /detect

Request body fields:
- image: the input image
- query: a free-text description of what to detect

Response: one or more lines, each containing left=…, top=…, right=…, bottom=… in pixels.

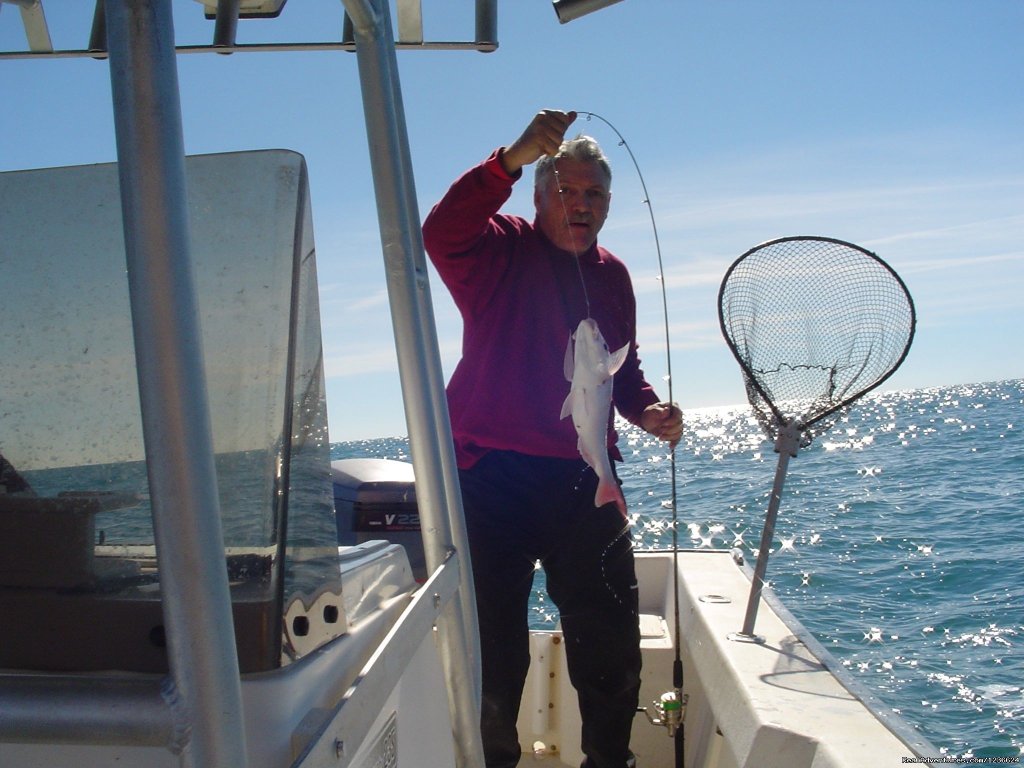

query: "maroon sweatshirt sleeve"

left=422, top=150, right=522, bottom=320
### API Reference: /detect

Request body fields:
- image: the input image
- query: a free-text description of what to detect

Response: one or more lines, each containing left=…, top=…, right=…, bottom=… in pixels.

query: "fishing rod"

left=573, top=110, right=687, bottom=765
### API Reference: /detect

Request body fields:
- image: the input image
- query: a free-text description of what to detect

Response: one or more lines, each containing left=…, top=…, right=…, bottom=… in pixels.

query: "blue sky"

left=3, top=2, right=1022, bottom=441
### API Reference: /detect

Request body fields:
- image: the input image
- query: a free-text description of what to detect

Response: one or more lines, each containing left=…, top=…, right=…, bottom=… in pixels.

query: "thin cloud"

left=324, top=335, right=462, bottom=380
left=324, top=346, right=398, bottom=378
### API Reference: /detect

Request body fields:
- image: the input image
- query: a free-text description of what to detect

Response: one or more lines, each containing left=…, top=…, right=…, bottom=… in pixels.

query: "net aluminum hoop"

left=718, top=235, right=916, bottom=444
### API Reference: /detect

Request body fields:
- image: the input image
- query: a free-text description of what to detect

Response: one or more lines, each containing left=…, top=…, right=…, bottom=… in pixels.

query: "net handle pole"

left=739, top=420, right=801, bottom=638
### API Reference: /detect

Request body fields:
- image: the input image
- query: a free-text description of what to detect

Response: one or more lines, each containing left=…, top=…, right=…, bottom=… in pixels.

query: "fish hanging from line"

left=560, top=317, right=629, bottom=516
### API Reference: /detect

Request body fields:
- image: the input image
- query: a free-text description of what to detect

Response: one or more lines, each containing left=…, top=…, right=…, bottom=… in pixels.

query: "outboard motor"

left=332, top=458, right=426, bottom=581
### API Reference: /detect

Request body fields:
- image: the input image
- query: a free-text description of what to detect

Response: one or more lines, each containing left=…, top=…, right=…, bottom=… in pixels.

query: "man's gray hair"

left=535, top=134, right=612, bottom=190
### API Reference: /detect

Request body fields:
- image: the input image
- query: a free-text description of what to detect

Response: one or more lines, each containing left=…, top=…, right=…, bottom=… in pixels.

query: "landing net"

left=719, top=236, right=916, bottom=639
left=718, top=236, right=915, bottom=447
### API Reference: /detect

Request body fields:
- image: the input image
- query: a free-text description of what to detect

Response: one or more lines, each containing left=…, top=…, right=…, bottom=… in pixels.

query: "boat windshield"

left=0, top=150, right=339, bottom=673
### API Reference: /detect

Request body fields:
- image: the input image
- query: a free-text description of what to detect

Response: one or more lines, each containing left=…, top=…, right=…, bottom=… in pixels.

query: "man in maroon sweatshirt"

left=423, top=109, right=682, bottom=768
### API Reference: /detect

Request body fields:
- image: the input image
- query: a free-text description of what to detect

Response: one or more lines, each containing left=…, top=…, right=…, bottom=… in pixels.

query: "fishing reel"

left=643, top=688, right=687, bottom=736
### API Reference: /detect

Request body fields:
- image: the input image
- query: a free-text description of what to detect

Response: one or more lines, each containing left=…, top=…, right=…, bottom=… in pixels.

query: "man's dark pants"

left=459, top=450, right=642, bottom=768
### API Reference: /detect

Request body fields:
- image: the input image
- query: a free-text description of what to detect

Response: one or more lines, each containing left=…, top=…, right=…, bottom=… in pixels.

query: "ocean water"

left=331, top=379, right=1024, bottom=761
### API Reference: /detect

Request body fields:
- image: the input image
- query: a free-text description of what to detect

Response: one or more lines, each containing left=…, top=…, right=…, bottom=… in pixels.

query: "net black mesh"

left=718, top=236, right=915, bottom=447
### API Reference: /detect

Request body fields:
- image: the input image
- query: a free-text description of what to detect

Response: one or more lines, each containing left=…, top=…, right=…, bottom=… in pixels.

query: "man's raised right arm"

left=498, top=109, right=577, bottom=176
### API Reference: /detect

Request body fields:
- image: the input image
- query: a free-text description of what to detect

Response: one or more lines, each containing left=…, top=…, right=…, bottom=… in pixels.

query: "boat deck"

left=530, top=754, right=575, bottom=767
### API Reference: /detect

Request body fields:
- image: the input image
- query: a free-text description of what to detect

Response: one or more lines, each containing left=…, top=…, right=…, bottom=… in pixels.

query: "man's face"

left=534, top=158, right=611, bottom=254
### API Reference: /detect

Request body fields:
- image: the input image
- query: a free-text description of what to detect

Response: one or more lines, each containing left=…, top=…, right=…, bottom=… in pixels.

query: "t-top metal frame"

left=2, top=1, right=490, bottom=766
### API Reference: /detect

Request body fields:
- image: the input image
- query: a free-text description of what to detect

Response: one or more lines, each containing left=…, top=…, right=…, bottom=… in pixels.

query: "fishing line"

left=552, top=110, right=680, bottom=624
left=575, top=111, right=675, bottom=412
left=552, top=159, right=593, bottom=319
left=569, top=109, right=686, bottom=753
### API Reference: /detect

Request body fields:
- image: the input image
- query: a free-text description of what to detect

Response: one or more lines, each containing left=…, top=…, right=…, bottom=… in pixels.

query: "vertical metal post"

left=213, top=0, right=239, bottom=49
left=342, top=2, right=484, bottom=766
left=105, top=2, right=248, bottom=766
left=475, top=0, right=497, bottom=47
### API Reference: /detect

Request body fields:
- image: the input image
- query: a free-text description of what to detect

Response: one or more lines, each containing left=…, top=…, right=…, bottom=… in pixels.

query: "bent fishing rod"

left=562, top=109, right=687, bottom=765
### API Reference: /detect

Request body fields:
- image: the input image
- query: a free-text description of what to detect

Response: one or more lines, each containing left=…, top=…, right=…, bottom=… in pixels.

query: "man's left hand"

left=640, top=402, right=683, bottom=447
